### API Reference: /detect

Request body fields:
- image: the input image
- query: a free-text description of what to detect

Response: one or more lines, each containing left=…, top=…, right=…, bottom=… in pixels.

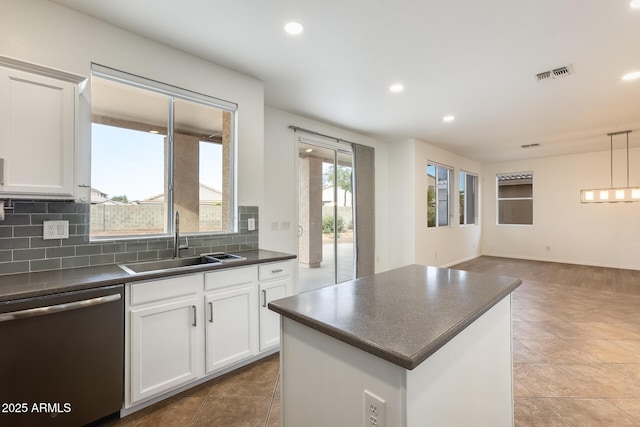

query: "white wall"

left=387, top=139, right=416, bottom=269
left=482, top=148, right=640, bottom=270
left=387, top=139, right=482, bottom=268
left=1, top=0, right=264, bottom=207
left=262, top=106, right=390, bottom=273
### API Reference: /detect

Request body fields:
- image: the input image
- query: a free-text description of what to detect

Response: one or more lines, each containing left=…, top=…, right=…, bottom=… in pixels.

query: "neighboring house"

left=90, top=188, right=128, bottom=205
left=90, top=188, right=109, bottom=204
left=139, top=183, right=223, bottom=205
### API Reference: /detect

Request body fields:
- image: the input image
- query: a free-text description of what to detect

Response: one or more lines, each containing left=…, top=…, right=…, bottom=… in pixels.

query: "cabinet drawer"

left=205, top=266, right=257, bottom=291
left=258, top=261, right=291, bottom=281
left=130, top=274, right=201, bottom=306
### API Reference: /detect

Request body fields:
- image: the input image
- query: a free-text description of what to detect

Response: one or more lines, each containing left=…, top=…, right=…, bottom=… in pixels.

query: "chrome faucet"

left=173, top=211, right=189, bottom=258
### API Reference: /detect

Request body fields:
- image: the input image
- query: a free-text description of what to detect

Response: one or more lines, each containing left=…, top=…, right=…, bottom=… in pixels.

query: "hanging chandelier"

left=580, top=130, right=640, bottom=203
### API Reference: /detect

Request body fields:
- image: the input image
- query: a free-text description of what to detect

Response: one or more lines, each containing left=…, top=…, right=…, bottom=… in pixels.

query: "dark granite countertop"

left=0, top=249, right=296, bottom=304
left=268, top=264, right=521, bottom=370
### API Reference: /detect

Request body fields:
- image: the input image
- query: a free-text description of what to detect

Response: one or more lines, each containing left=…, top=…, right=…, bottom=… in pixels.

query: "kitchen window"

left=427, top=162, right=453, bottom=227
left=89, top=65, right=237, bottom=238
left=497, top=172, right=533, bottom=225
left=459, top=171, right=478, bottom=225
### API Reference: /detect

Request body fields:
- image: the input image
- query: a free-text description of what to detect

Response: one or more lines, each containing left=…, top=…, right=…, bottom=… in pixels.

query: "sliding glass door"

left=297, top=138, right=355, bottom=292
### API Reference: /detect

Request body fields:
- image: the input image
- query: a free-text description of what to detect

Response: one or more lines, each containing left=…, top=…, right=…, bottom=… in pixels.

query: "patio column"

left=221, top=111, right=231, bottom=231
left=174, top=132, right=200, bottom=232
left=299, top=156, right=323, bottom=268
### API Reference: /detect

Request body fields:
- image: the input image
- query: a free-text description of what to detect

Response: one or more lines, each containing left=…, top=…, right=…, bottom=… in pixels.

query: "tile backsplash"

left=0, top=201, right=259, bottom=275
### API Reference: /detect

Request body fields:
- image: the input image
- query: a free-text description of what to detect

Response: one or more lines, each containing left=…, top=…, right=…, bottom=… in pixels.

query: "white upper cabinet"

left=0, top=56, right=85, bottom=199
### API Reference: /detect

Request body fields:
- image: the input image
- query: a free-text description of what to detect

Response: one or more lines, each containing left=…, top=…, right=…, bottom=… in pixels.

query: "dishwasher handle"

left=0, top=293, right=121, bottom=322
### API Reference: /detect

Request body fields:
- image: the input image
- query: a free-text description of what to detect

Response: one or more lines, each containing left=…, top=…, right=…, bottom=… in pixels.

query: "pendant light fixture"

left=580, top=130, right=640, bottom=203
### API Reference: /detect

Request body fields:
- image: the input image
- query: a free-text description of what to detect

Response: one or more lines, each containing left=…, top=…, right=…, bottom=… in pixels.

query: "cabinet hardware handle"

left=192, top=305, right=197, bottom=327
left=271, top=269, right=283, bottom=273
left=209, top=301, right=213, bottom=323
left=262, top=290, right=267, bottom=308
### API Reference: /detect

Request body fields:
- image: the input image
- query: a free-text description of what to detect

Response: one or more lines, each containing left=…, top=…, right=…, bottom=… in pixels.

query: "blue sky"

left=92, top=124, right=222, bottom=201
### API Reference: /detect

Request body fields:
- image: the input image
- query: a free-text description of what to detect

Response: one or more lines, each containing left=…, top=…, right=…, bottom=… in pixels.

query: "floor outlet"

left=364, top=390, right=386, bottom=427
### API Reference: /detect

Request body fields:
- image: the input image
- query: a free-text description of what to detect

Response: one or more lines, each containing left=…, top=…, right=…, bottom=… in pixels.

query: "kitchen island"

left=269, top=264, right=522, bottom=427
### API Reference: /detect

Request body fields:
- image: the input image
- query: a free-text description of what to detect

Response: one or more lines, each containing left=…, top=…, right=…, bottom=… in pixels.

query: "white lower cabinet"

left=125, top=260, right=293, bottom=409
left=204, top=266, right=258, bottom=374
left=259, top=261, right=293, bottom=351
left=127, top=274, right=203, bottom=406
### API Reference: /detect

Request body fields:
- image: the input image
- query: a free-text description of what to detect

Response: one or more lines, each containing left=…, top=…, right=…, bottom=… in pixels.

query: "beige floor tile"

left=513, top=320, right=558, bottom=340
left=514, top=398, right=569, bottom=427
left=514, top=379, right=536, bottom=398
left=266, top=395, right=281, bottom=427
left=616, top=340, right=640, bottom=354
left=209, top=357, right=280, bottom=398
left=559, top=363, right=640, bottom=397
left=514, top=339, right=545, bottom=363
left=577, top=322, right=640, bottom=340
left=572, top=339, right=640, bottom=363
left=518, top=339, right=601, bottom=364
left=608, top=398, right=640, bottom=422
left=190, top=395, right=272, bottom=427
left=543, top=398, right=640, bottom=426
left=513, top=363, right=601, bottom=398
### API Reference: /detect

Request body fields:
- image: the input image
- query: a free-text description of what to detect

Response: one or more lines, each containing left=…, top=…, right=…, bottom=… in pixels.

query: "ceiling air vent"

left=536, top=71, right=552, bottom=82
left=552, top=66, right=572, bottom=78
left=521, top=143, right=541, bottom=149
left=536, top=64, right=573, bottom=82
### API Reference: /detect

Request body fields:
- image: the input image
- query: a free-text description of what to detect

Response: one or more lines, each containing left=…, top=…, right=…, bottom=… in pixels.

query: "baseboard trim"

left=480, top=252, right=640, bottom=272
left=440, top=254, right=481, bottom=268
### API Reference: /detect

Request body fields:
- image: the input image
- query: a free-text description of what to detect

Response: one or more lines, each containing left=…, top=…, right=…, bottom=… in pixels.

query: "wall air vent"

left=536, top=64, right=573, bottom=82
left=521, top=143, right=541, bottom=149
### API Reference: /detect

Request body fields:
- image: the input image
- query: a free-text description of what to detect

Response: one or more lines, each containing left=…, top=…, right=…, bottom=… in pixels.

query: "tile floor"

left=95, top=353, right=280, bottom=427
left=455, top=256, right=640, bottom=426
left=97, top=257, right=640, bottom=426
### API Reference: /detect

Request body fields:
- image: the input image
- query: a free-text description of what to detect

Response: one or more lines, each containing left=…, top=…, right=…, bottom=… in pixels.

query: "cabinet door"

left=205, top=283, right=258, bottom=374
left=130, top=296, right=201, bottom=404
left=0, top=67, right=76, bottom=197
left=259, top=278, right=290, bottom=351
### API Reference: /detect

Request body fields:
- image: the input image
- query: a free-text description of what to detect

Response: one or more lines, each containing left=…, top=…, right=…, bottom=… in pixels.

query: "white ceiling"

left=52, top=0, right=640, bottom=162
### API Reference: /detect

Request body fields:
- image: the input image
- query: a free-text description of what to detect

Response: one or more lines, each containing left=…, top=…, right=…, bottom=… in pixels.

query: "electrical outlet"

left=43, top=220, right=69, bottom=240
left=364, top=390, right=386, bottom=427
left=247, top=218, right=256, bottom=231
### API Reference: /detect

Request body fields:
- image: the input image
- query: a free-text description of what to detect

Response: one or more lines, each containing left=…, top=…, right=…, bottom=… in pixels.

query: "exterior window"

left=497, top=172, right=533, bottom=225
left=89, top=65, right=237, bottom=238
left=427, top=163, right=452, bottom=227
left=459, top=172, right=478, bottom=225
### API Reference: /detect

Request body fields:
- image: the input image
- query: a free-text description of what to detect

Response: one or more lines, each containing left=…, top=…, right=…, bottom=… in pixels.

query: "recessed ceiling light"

left=443, top=115, right=455, bottom=123
left=284, top=21, right=304, bottom=35
left=149, top=130, right=159, bottom=134
left=631, top=0, right=640, bottom=9
left=389, top=83, right=404, bottom=93
left=622, top=71, right=640, bottom=81
left=305, top=148, right=313, bottom=153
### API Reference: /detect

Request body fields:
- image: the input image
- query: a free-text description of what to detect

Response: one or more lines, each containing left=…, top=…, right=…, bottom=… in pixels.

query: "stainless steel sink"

left=118, top=252, right=246, bottom=274
left=201, top=252, right=247, bottom=263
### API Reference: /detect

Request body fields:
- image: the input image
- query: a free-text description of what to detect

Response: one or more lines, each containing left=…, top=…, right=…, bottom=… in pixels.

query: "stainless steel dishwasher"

left=0, top=284, right=124, bottom=426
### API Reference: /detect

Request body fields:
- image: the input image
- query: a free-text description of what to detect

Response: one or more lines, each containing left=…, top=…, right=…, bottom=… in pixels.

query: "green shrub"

left=322, top=215, right=344, bottom=235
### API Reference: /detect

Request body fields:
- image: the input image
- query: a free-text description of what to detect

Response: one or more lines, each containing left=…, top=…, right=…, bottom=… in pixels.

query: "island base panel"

left=279, top=296, right=514, bottom=427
